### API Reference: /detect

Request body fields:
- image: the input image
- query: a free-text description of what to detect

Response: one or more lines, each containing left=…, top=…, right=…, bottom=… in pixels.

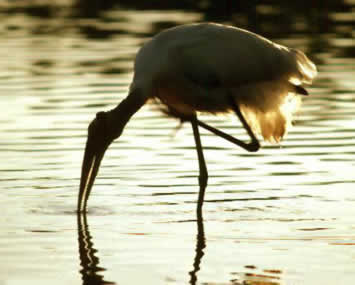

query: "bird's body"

left=78, top=23, right=317, bottom=213
left=132, top=23, right=316, bottom=141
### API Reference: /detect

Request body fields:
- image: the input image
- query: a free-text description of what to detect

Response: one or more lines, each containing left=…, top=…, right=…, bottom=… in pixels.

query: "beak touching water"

left=78, top=112, right=113, bottom=213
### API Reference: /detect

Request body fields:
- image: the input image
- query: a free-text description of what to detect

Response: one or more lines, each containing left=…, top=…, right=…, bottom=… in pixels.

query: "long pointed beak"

left=78, top=130, right=110, bottom=213
left=77, top=95, right=142, bottom=212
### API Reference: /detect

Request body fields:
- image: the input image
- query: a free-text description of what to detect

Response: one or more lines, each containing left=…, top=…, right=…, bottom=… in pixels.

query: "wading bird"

left=78, top=23, right=317, bottom=213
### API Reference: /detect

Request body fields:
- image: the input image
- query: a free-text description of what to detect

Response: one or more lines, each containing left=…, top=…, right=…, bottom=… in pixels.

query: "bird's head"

left=77, top=91, right=145, bottom=213
left=78, top=111, right=116, bottom=213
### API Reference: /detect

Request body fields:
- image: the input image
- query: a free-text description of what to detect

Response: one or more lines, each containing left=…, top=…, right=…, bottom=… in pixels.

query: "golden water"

left=1, top=4, right=355, bottom=285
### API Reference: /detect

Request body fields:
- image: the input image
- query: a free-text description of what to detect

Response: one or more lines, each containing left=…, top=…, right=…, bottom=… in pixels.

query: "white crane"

left=78, top=23, right=317, bottom=213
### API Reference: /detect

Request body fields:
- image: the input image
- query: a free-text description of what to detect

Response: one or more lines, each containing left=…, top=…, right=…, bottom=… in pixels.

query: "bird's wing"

left=168, top=24, right=315, bottom=89
left=170, top=30, right=278, bottom=89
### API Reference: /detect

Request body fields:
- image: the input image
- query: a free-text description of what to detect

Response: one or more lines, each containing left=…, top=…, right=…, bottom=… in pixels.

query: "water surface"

left=1, top=3, right=355, bottom=285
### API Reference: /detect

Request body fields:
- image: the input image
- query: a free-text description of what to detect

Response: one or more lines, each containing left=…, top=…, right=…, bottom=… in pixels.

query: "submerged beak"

left=77, top=94, right=143, bottom=212
left=78, top=115, right=112, bottom=213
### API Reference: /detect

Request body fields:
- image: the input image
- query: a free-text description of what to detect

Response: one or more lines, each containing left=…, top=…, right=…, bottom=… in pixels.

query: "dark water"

left=1, top=2, right=355, bottom=285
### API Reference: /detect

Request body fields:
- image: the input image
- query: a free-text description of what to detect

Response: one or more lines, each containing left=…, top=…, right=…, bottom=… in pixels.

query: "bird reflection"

left=77, top=213, right=114, bottom=285
left=189, top=209, right=206, bottom=285
left=77, top=210, right=207, bottom=285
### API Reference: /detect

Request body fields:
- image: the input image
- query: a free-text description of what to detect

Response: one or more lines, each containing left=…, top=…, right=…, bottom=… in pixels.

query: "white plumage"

left=133, top=23, right=317, bottom=142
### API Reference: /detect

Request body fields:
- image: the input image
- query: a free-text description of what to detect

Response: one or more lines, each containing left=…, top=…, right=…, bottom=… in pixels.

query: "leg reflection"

left=189, top=203, right=206, bottom=285
left=77, top=213, right=115, bottom=285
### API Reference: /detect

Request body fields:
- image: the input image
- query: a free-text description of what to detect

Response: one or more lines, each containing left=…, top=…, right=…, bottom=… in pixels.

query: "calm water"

left=1, top=4, right=355, bottom=285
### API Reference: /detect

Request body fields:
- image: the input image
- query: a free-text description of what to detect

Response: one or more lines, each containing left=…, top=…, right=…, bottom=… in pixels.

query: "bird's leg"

left=195, top=96, right=260, bottom=152
left=196, top=119, right=260, bottom=152
left=191, top=116, right=208, bottom=213
left=231, top=101, right=260, bottom=151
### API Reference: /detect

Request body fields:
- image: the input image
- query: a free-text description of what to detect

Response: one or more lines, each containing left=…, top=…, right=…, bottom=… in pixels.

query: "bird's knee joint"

left=248, top=141, right=260, bottom=152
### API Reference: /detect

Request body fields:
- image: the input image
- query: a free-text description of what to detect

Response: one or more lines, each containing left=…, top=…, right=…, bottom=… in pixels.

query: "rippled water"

left=1, top=4, right=355, bottom=285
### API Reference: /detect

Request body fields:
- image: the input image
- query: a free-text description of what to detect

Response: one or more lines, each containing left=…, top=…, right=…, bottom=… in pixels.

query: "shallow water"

left=1, top=3, right=355, bottom=285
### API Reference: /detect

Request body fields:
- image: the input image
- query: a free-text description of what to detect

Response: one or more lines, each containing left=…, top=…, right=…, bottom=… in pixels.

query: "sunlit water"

left=1, top=5, right=355, bottom=285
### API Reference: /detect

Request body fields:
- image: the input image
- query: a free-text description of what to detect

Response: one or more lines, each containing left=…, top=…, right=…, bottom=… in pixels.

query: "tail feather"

left=294, top=85, right=308, bottom=96
left=239, top=94, right=301, bottom=143
left=292, top=49, right=317, bottom=84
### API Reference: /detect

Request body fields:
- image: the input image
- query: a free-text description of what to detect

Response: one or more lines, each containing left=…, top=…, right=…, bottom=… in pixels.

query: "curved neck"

left=107, top=90, right=146, bottom=140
